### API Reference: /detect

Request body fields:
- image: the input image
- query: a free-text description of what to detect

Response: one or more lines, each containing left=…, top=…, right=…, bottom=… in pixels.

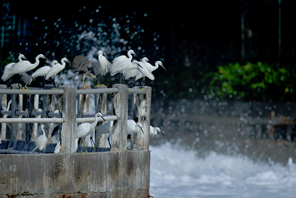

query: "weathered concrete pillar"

left=111, top=84, right=128, bottom=151
left=95, top=85, right=108, bottom=147
left=59, top=85, right=76, bottom=154
left=0, top=84, right=7, bottom=139
left=137, top=86, right=151, bottom=151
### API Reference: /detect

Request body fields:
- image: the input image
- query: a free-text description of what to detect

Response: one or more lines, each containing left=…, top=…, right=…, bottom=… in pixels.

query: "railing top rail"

left=76, top=88, right=119, bottom=94
left=128, top=88, right=147, bottom=94
left=0, top=89, right=64, bottom=95
left=0, top=86, right=147, bottom=95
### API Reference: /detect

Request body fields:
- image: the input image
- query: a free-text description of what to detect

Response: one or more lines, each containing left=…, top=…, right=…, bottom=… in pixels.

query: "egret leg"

left=140, top=77, right=146, bottom=89
left=107, top=135, right=111, bottom=148
left=90, top=136, right=95, bottom=148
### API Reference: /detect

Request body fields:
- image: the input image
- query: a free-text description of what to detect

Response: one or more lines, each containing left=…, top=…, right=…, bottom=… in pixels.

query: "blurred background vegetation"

left=1, top=0, right=296, bottom=103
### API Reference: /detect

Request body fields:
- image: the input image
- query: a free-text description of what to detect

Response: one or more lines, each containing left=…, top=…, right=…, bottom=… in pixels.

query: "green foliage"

left=206, top=62, right=296, bottom=101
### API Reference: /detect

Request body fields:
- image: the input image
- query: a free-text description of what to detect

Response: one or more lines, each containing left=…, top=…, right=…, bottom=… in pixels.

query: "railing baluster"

left=0, top=85, right=7, bottom=140
left=59, top=85, right=76, bottom=154
left=95, top=85, right=108, bottom=148
left=111, top=84, right=128, bottom=151
left=136, top=87, right=151, bottom=151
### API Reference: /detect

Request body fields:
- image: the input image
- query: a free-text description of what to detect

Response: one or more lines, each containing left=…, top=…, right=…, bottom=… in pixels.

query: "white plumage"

left=110, top=49, right=136, bottom=76
left=150, top=126, right=165, bottom=136
left=32, top=60, right=58, bottom=79
left=2, top=54, right=27, bottom=78
left=135, top=60, right=165, bottom=81
left=97, top=50, right=111, bottom=75
left=76, top=112, right=105, bottom=138
left=2, top=54, right=45, bottom=82
left=45, top=58, right=69, bottom=80
left=127, top=120, right=144, bottom=134
left=31, top=124, right=48, bottom=153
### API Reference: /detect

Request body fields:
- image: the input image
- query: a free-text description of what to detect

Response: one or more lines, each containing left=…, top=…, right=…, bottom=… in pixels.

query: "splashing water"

left=150, top=142, right=296, bottom=198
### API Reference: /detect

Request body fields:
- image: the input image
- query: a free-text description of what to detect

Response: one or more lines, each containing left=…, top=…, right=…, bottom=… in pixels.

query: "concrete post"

left=111, top=84, right=128, bottom=151
left=59, top=85, right=76, bottom=154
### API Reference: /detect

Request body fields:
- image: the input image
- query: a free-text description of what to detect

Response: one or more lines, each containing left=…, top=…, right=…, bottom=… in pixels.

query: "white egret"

left=1, top=53, right=27, bottom=82
left=76, top=112, right=106, bottom=138
left=150, top=126, right=165, bottom=136
left=136, top=60, right=165, bottom=81
left=97, top=50, right=111, bottom=75
left=123, top=58, right=155, bottom=81
left=76, top=112, right=106, bottom=151
left=135, top=57, right=155, bottom=81
left=31, top=60, right=58, bottom=79
left=54, top=141, right=61, bottom=153
left=127, top=120, right=144, bottom=134
left=31, top=124, right=48, bottom=153
left=1, top=54, right=46, bottom=82
left=2, top=54, right=27, bottom=77
left=46, top=58, right=69, bottom=80
left=110, top=49, right=136, bottom=76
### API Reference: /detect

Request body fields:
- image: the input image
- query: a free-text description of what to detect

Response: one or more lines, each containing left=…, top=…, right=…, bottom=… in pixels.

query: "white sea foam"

left=150, top=142, right=296, bottom=198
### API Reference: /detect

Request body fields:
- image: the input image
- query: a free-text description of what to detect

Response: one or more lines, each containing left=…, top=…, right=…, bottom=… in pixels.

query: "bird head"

left=142, top=57, right=149, bottom=62
left=39, top=54, right=47, bottom=60
left=98, top=50, right=103, bottom=55
left=129, top=49, right=136, bottom=56
left=157, top=61, right=166, bottom=71
left=96, top=112, right=106, bottom=121
left=62, top=57, right=70, bottom=63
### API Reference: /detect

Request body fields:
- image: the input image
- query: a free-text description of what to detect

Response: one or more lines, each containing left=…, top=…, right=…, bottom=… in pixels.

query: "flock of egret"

left=1, top=49, right=165, bottom=89
left=0, top=49, right=165, bottom=153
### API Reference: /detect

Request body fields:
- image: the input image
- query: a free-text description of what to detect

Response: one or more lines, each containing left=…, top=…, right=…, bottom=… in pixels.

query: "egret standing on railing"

left=127, top=120, right=144, bottom=134
left=110, top=49, right=136, bottom=83
left=1, top=53, right=27, bottom=82
left=76, top=112, right=106, bottom=151
left=95, top=50, right=111, bottom=86
left=1, top=54, right=46, bottom=82
left=31, top=124, right=48, bottom=153
left=46, top=57, right=69, bottom=87
left=32, top=60, right=58, bottom=79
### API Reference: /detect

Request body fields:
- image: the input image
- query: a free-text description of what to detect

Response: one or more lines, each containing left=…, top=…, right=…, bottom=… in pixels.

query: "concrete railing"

left=0, top=84, right=152, bottom=153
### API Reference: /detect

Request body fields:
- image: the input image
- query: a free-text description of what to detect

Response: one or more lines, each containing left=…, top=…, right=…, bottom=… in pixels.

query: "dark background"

left=1, top=0, right=296, bottom=101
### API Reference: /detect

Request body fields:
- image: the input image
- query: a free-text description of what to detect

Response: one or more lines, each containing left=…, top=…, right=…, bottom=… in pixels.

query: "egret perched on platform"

left=1, top=54, right=46, bottom=82
left=46, top=57, right=69, bottom=87
left=97, top=50, right=111, bottom=76
left=127, top=120, right=144, bottom=134
left=1, top=53, right=27, bottom=81
left=136, top=60, right=165, bottom=81
left=150, top=126, right=165, bottom=136
left=31, top=124, right=48, bottom=153
left=76, top=112, right=106, bottom=151
left=32, top=60, right=58, bottom=79
left=72, top=56, right=96, bottom=88
left=110, top=50, right=136, bottom=81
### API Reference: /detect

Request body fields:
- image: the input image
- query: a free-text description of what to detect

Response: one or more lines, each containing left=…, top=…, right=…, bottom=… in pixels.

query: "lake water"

left=150, top=142, right=296, bottom=198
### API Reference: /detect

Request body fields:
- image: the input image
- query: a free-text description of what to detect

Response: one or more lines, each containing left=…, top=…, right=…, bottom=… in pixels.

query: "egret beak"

left=160, top=131, right=165, bottom=136
left=137, top=123, right=144, bottom=133
left=100, top=115, right=106, bottom=122
left=161, top=65, right=166, bottom=71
